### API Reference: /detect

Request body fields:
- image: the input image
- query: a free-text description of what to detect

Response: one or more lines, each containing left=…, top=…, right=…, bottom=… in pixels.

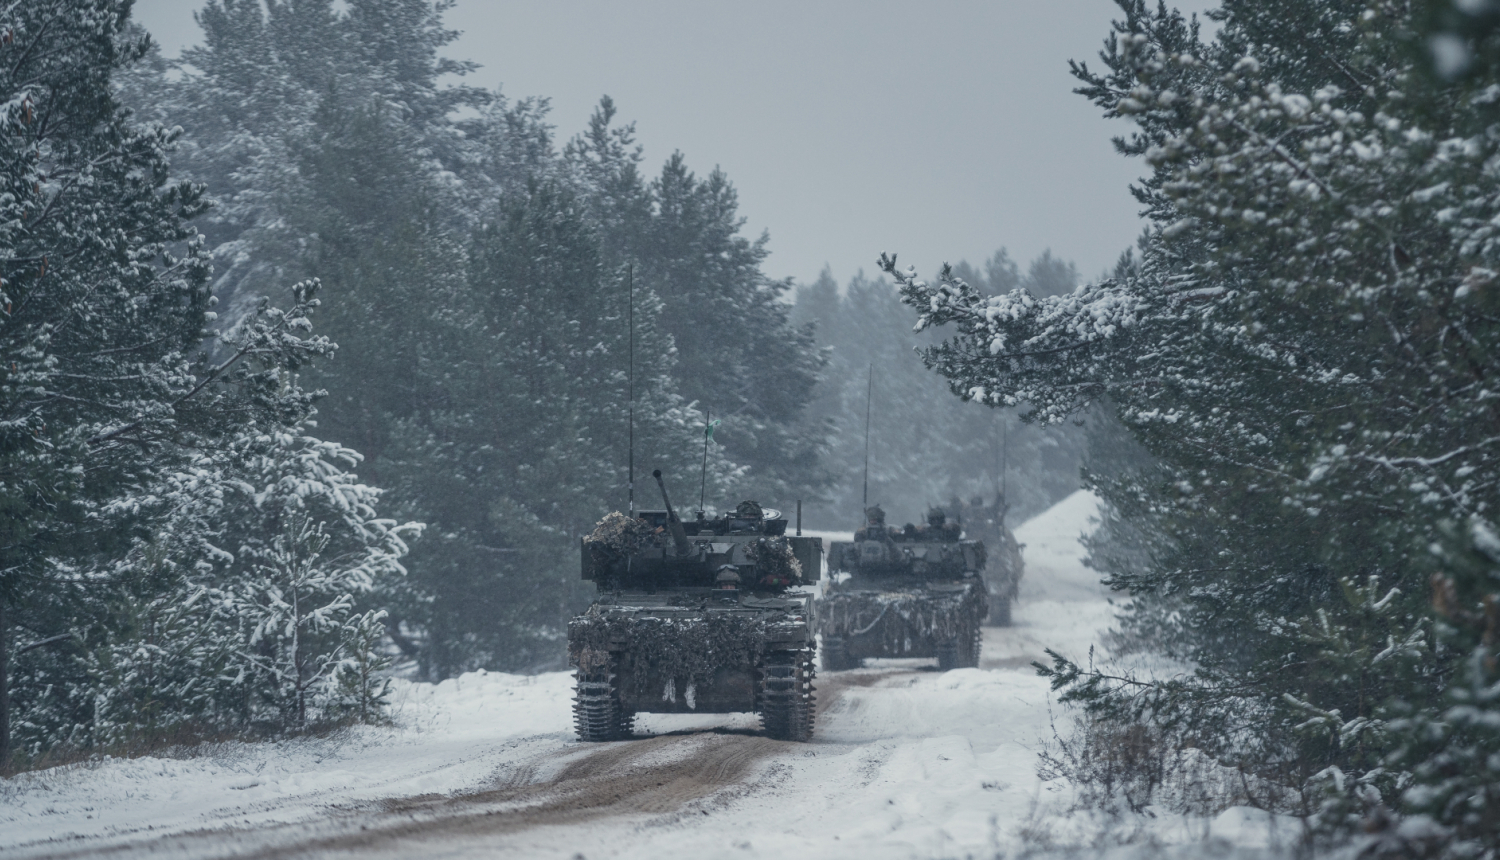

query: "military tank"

left=568, top=471, right=823, bottom=742
left=956, top=495, right=1024, bottom=626
left=819, top=505, right=988, bottom=672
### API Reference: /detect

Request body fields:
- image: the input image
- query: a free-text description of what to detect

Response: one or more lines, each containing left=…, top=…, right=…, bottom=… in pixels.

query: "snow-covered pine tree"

left=231, top=513, right=384, bottom=731
left=0, top=0, right=411, bottom=762
left=0, top=0, right=217, bottom=764
left=566, top=102, right=832, bottom=506
left=137, top=0, right=489, bottom=322
left=790, top=263, right=1088, bottom=530
left=882, top=0, right=1500, bottom=846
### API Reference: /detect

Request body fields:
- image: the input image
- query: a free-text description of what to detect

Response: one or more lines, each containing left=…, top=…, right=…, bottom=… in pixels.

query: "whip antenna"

left=698, top=406, right=711, bottom=515
left=994, top=412, right=1009, bottom=525
left=862, top=362, right=873, bottom=510
left=628, top=263, right=635, bottom=520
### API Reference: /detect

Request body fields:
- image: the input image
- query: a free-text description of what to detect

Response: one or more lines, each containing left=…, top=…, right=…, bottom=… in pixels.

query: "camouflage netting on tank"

left=569, top=613, right=773, bottom=690
left=819, top=584, right=987, bottom=650
left=744, top=536, right=802, bottom=582
left=583, top=511, right=658, bottom=570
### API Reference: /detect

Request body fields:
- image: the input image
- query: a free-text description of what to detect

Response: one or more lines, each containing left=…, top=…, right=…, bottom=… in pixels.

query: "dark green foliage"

left=791, top=265, right=1087, bottom=530
left=0, top=1, right=406, bottom=765
left=1380, top=521, right=1500, bottom=856
left=882, top=0, right=1500, bottom=851
left=568, top=103, right=832, bottom=505
left=0, top=0, right=216, bottom=763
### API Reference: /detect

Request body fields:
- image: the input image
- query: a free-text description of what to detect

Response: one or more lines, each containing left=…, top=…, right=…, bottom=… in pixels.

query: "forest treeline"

left=895, top=0, right=1500, bottom=854
left=0, top=0, right=822, bottom=762
left=0, top=0, right=1085, bottom=767
left=793, top=256, right=1089, bottom=531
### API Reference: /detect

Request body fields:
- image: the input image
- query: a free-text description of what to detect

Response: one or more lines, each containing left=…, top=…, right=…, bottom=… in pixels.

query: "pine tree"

left=568, top=103, right=831, bottom=505
left=0, top=0, right=216, bottom=764
left=882, top=0, right=1500, bottom=847
left=0, top=0, right=410, bottom=762
left=791, top=262, right=1088, bottom=530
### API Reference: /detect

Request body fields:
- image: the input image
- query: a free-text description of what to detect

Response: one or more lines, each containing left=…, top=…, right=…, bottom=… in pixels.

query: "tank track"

left=573, top=656, right=634, bottom=741
left=936, top=619, right=982, bottom=671
left=821, top=636, right=857, bottom=672
left=759, top=645, right=816, bottom=741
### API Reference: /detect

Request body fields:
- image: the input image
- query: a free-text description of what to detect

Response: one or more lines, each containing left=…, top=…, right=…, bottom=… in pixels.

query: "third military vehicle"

left=955, top=495, right=1024, bottom=626
left=819, top=505, right=988, bottom=671
left=569, top=471, right=823, bottom=742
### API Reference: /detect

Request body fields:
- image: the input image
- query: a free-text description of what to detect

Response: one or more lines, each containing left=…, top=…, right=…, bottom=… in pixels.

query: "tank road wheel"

left=822, top=636, right=853, bottom=672
left=760, top=647, right=816, bottom=742
left=573, top=659, right=632, bottom=742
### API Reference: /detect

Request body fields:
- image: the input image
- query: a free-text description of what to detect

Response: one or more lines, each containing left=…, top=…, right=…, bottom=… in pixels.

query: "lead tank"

left=820, top=505, right=988, bottom=671
left=569, top=471, right=823, bottom=742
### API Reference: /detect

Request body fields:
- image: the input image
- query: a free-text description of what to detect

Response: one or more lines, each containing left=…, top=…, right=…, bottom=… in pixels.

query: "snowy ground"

left=0, top=491, right=1293, bottom=859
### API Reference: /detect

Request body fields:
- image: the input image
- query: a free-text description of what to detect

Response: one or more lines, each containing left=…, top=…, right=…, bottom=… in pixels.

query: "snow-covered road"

left=0, top=492, right=1285, bottom=859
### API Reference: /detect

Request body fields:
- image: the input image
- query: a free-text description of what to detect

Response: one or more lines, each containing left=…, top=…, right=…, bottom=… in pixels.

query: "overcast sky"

left=133, top=0, right=1216, bottom=287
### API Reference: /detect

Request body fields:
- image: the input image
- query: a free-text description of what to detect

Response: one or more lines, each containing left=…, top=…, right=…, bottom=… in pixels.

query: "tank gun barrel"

left=652, top=469, right=692, bottom=556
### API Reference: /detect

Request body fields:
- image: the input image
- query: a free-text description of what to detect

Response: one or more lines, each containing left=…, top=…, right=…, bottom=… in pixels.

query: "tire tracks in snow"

left=11, top=720, right=817, bottom=858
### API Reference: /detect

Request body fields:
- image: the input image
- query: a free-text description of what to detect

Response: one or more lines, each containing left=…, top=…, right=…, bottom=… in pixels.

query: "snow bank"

left=0, top=670, right=577, bottom=851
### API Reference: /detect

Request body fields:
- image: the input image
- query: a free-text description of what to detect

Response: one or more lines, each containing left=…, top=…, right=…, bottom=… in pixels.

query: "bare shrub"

left=1038, top=710, right=1258, bottom=819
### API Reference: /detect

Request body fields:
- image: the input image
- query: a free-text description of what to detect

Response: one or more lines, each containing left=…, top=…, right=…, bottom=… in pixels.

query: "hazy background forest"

left=114, top=1, right=1099, bottom=679
left=1, top=0, right=1095, bottom=769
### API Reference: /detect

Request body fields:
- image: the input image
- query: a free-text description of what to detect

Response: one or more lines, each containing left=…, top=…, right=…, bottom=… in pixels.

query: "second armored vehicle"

left=820, top=505, right=988, bottom=672
left=569, top=471, right=823, bottom=742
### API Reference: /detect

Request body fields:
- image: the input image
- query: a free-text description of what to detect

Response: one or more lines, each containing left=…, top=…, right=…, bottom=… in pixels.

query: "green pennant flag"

left=705, top=418, right=721, bottom=441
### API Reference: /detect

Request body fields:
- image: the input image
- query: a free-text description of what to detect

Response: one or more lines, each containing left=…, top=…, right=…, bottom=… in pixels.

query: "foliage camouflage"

left=742, top=537, right=803, bottom=584
left=582, top=512, right=659, bottom=572
left=819, top=586, right=987, bottom=652
left=568, top=612, right=770, bottom=693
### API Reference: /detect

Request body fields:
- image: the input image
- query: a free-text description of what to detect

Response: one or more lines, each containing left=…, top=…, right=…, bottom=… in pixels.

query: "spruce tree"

left=882, top=0, right=1500, bottom=848
left=0, top=0, right=409, bottom=762
left=791, top=262, right=1088, bottom=530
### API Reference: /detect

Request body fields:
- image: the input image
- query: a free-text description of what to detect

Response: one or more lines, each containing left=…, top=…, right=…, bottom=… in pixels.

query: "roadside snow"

left=0, top=490, right=1293, bottom=859
left=0, top=672, right=578, bottom=850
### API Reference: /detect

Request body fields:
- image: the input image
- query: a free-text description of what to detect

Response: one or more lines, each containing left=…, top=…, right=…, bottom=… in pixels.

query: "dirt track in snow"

left=16, top=732, right=791, bottom=859
left=16, top=672, right=913, bottom=860
left=17, top=666, right=949, bottom=860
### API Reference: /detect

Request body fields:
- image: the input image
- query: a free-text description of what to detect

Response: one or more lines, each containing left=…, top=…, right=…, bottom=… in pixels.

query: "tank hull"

left=818, top=579, right=987, bottom=670
left=567, top=590, right=816, bottom=740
